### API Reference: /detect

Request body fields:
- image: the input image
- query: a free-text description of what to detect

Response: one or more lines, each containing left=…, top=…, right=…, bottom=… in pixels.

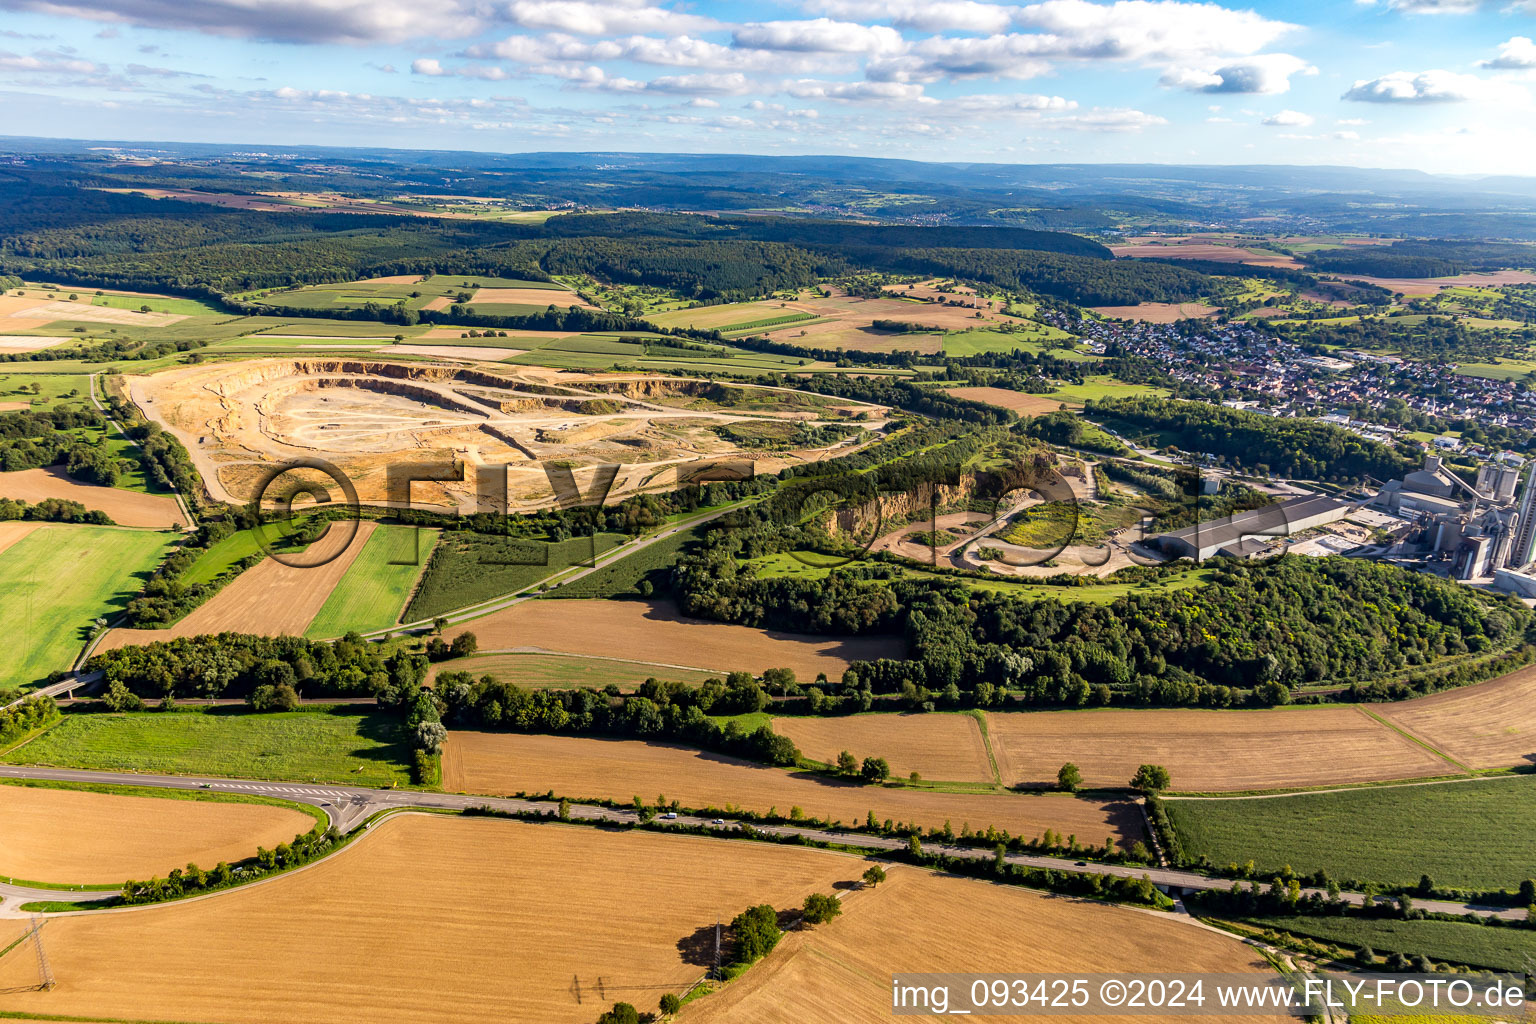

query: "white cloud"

left=0, top=47, right=102, bottom=74
left=785, top=78, right=934, bottom=103
left=1481, top=36, right=1536, bottom=70
left=499, top=0, right=716, bottom=36
left=1262, top=108, right=1313, bottom=126
left=464, top=33, right=839, bottom=74
left=411, top=58, right=445, bottom=76
left=1010, top=0, right=1295, bottom=60
left=1333, top=129, right=1360, bottom=139
left=0, top=0, right=485, bottom=44
left=950, top=91, right=1077, bottom=113
left=1356, top=0, right=1482, bottom=11
left=732, top=18, right=906, bottom=55
left=1342, top=68, right=1523, bottom=103
left=1160, top=53, right=1315, bottom=94
left=811, top=0, right=1016, bottom=33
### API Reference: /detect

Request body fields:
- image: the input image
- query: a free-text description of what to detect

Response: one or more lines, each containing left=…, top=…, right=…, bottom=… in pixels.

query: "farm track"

left=0, top=765, right=1525, bottom=922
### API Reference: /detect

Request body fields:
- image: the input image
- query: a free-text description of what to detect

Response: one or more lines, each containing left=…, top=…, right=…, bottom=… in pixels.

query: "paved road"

left=0, top=672, right=101, bottom=714
left=1, top=765, right=1526, bottom=922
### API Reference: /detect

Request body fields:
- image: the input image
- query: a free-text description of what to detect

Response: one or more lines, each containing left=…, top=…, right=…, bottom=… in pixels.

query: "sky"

left=1, top=0, right=1534, bottom=174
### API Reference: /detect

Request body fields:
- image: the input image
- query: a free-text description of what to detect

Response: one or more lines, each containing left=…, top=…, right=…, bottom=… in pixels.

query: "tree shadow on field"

left=676, top=924, right=719, bottom=967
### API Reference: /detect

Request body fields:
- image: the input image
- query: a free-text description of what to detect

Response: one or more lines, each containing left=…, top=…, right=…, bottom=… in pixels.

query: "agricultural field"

left=1374, top=665, right=1536, bottom=769
left=99, top=521, right=373, bottom=650
left=304, top=524, right=438, bottom=637
left=0, top=814, right=861, bottom=1024
left=2, top=708, right=417, bottom=788
left=985, top=704, right=1458, bottom=792
left=1164, top=775, right=1536, bottom=891
left=239, top=274, right=592, bottom=315
left=1089, top=302, right=1219, bottom=323
left=444, top=599, right=904, bottom=679
left=686, top=868, right=1279, bottom=1024
left=770, top=713, right=996, bottom=783
left=0, top=466, right=186, bottom=528
left=941, top=327, right=1083, bottom=359
left=427, top=652, right=721, bottom=688
left=946, top=386, right=1066, bottom=416
left=441, top=731, right=1144, bottom=845
left=549, top=524, right=701, bottom=599
left=0, top=782, right=319, bottom=885
left=0, top=371, right=92, bottom=409
left=1045, top=376, right=1172, bottom=404
left=405, top=532, right=626, bottom=621
left=1237, top=916, right=1536, bottom=973
left=0, top=523, right=172, bottom=692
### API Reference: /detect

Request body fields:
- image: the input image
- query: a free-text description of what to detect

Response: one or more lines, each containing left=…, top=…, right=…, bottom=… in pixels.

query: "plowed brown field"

left=98, top=521, right=373, bottom=651
left=683, top=867, right=1283, bottom=1024
left=0, top=814, right=860, bottom=1024
left=0, top=467, right=186, bottom=528
left=1090, top=303, right=1219, bottom=322
left=987, top=705, right=1456, bottom=791
left=441, top=731, right=1144, bottom=845
left=1374, top=666, right=1536, bottom=770
left=771, top=713, right=995, bottom=783
left=947, top=386, right=1065, bottom=416
left=0, top=520, right=43, bottom=555
left=0, top=784, right=315, bottom=884
left=446, top=599, right=903, bottom=679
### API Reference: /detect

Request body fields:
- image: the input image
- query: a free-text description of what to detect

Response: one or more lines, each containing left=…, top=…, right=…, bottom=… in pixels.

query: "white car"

left=662, top=812, right=677, bottom=819
left=710, top=818, right=725, bottom=826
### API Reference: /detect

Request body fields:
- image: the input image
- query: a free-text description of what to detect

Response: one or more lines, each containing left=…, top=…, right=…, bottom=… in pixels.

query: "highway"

left=1, top=764, right=1526, bottom=922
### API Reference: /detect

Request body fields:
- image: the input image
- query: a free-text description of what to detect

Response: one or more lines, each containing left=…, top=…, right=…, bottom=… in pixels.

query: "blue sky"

left=0, top=0, right=1533, bottom=173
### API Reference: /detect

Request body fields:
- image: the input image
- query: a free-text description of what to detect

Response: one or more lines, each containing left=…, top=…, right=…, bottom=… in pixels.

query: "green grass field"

left=0, top=372, right=93, bottom=409
left=1047, top=376, right=1171, bottom=403
left=1237, top=915, right=1536, bottom=973
left=3, top=708, right=415, bottom=787
left=0, top=525, right=172, bottom=693
left=305, top=525, right=438, bottom=638
left=1166, top=776, right=1536, bottom=891
left=180, top=519, right=314, bottom=586
left=405, top=532, right=628, bottom=621
left=998, top=501, right=1142, bottom=548
left=429, top=652, right=719, bottom=689
left=1452, top=358, right=1536, bottom=381
left=89, top=293, right=225, bottom=316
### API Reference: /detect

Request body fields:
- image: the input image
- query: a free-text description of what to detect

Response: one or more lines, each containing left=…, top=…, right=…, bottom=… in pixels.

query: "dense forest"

left=1083, top=396, right=1420, bottom=481
left=0, top=178, right=1226, bottom=306
left=1302, top=240, right=1536, bottom=279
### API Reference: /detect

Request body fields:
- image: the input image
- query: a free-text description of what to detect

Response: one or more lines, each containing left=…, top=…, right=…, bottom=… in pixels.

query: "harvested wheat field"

left=684, top=867, right=1283, bottom=1024
left=471, top=287, right=596, bottom=309
left=0, top=814, right=860, bottom=1024
left=97, top=521, right=373, bottom=652
left=1374, top=667, right=1536, bottom=770
left=1090, top=303, right=1219, bottom=323
left=446, top=599, right=903, bottom=679
left=771, top=713, right=995, bottom=783
left=1109, top=241, right=1300, bottom=269
left=442, top=732, right=1143, bottom=845
left=379, top=344, right=526, bottom=361
left=0, top=784, right=315, bottom=884
left=0, top=335, right=73, bottom=352
left=0, top=467, right=187, bottom=528
left=987, top=705, right=1458, bottom=792
left=947, top=386, right=1065, bottom=416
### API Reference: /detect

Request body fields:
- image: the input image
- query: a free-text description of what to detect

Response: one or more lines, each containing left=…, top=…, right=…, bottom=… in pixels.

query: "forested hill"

left=0, top=176, right=1206, bottom=305
left=1302, top=240, right=1536, bottom=279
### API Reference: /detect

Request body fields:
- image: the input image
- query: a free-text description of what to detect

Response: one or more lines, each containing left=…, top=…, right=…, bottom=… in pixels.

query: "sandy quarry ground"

left=0, top=814, right=862, bottom=1024
left=0, top=468, right=187, bottom=529
left=1375, top=665, right=1536, bottom=770
left=1091, top=303, right=1220, bottom=322
left=771, top=713, right=994, bottom=783
left=98, top=521, right=373, bottom=650
left=686, top=868, right=1284, bottom=1024
left=0, top=784, right=316, bottom=884
left=947, top=386, right=1066, bottom=416
left=127, top=358, right=882, bottom=510
left=987, top=705, right=1457, bottom=791
left=446, top=599, right=903, bottom=679
left=442, top=732, right=1145, bottom=845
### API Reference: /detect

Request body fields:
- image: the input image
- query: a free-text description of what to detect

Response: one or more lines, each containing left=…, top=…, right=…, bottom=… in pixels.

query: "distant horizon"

left=6, top=133, right=1536, bottom=185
